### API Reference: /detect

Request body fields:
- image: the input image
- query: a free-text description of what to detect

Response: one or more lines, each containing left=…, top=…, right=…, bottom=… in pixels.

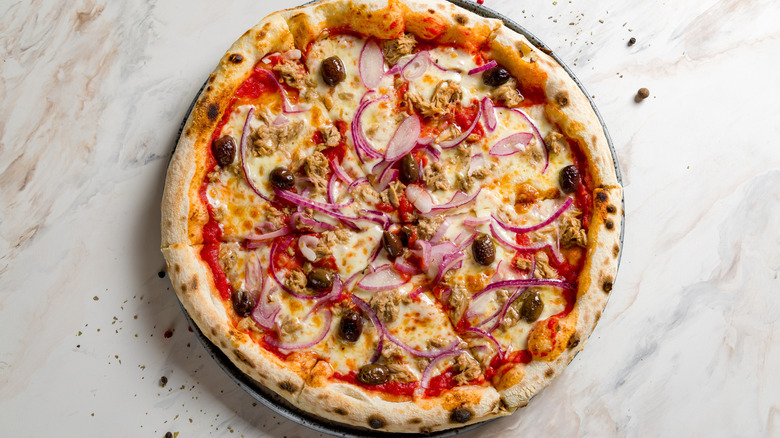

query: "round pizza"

left=161, top=0, right=623, bottom=433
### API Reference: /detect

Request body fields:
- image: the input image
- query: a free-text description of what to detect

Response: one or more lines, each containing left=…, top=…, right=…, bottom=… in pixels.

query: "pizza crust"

left=161, top=0, right=623, bottom=432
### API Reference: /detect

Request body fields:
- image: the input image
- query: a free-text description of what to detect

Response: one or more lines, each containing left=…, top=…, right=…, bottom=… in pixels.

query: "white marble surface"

left=1, top=0, right=779, bottom=436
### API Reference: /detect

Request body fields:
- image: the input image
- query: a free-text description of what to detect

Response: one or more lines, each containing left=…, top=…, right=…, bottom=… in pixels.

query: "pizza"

left=161, top=0, right=622, bottom=433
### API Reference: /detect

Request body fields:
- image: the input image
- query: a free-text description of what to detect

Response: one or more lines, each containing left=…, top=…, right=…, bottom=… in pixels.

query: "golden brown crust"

left=161, top=0, right=623, bottom=431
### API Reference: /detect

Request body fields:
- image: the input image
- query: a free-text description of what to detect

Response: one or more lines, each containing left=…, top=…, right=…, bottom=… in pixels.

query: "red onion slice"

left=290, top=212, right=335, bottom=232
left=429, top=218, right=451, bottom=244
left=298, top=235, right=320, bottom=261
left=246, top=226, right=291, bottom=249
left=351, top=96, right=387, bottom=160
left=350, top=295, right=386, bottom=363
left=430, top=188, right=481, bottom=212
left=463, top=217, right=490, bottom=228
left=255, top=69, right=311, bottom=113
left=327, top=173, right=340, bottom=204
left=265, top=308, right=333, bottom=350
left=269, top=238, right=331, bottom=300
left=468, top=153, right=486, bottom=177
left=481, top=97, right=497, bottom=131
left=274, top=187, right=354, bottom=211
left=420, top=349, right=465, bottom=392
left=492, top=197, right=574, bottom=234
left=331, top=160, right=353, bottom=184
left=239, top=107, right=274, bottom=204
left=456, top=232, right=477, bottom=251
left=439, top=105, right=482, bottom=149
left=509, top=108, right=547, bottom=172
left=384, top=115, right=421, bottom=161
left=464, top=327, right=504, bottom=361
left=489, top=132, right=534, bottom=156
left=409, top=286, right=427, bottom=300
left=375, top=167, right=398, bottom=192
left=393, top=257, right=419, bottom=275
left=433, top=254, right=464, bottom=284
left=411, top=240, right=432, bottom=268
left=401, top=51, right=430, bottom=81
left=481, top=278, right=575, bottom=297
left=405, top=184, right=433, bottom=214
left=467, top=60, right=497, bottom=75
left=357, top=264, right=409, bottom=291
left=359, top=39, right=384, bottom=90
left=347, top=177, right=369, bottom=192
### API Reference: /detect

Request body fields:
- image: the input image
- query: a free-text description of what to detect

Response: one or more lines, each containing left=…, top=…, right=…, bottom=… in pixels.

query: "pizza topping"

left=369, top=289, right=402, bottom=323
left=359, top=39, right=384, bottom=89
left=307, top=268, right=334, bottom=289
left=269, top=167, right=295, bottom=190
left=303, top=151, right=330, bottom=193
left=560, top=211, right=588, bottom=248
left=387, top=363, right=417, bottom=383
left=397, top=154, right=419, bottom=184
left=472, top=233, right=496, bottom=266
left=320, top=56, right=346, bottom=86
left=407, top=81, right=462, bottom=118
left=481, top=66, right=511, bottom=87
left=559, top=165, right=580, bottom=194
left=212, top=135, right=237, bottom=167
left=320, top=124, right=342, bottom=148
left=423, top=162, right=450, bottom=192
left=489, top=132, right=534, bottom=156
left=416, top=215, right=446, bottom=241
left=491, top=78, right=524, bottom=108
left=533, top=252, right=557, bottom=279
left=544, top=130, right=565, bottom=155
left=338, top=308, right=363, bottom=342
left=279, top=314, right=302, bottom=336
left=286, top=269, right=310, bottom=296
left=273, top=58, right=311, bottom=89
left=251, top=120, right=305, bottom=157
left=231, top=289, right=255, bottom=317
left=519, top=289, right=544, bottom=322
left=382, top=231, right=404, bottom=258
left=453, top=351, right=481, bottom=385
left=358, top=363, right=390, bottom=385
left=384, top=115, right=421, bottom=161
left=382, top=33, right=416, bottom=66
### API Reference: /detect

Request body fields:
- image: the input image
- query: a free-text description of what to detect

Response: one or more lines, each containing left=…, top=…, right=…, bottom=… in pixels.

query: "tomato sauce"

left=333, top=372, right=417, bottom=398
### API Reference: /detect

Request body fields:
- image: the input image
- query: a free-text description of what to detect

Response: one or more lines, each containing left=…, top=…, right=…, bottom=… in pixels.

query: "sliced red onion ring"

left=463, top=217, right=490, bottom=228
left=405, top=184, right=433, bottom=213
left=357, top=264, right=409, bottom=291
left=456, top=232, right=477, bottom=251
left=481, top=97, right=497, bottom=131
left=411, top=240, right=432, bottom=268
left=439, top=105, right=482, bottom=149
left=290, top=211, right=335, bottom=232
left=430, top=188, right=481, bottom=212
left=331, top=160, right=353, bottom=184
left=420, top=349, right=465, bottom=391
left=464, top=327, right=504, bottom=361
left=327, top=173, right=340, bottom=204
left=375, top=167, right=398, bottom=192
left=433, top=254, right=464, bottom=284
left=409, top=286, right=427, bottom=300
left=359, top=39, right=384, bottom=89
left=468, top=153, right=487, bottom=177
left=492, top=197, right=574, bottom=234
left=246, top=226, right=291, bottom=249
left=384, top=115, right=421, bottom=161
left=255, top=69, right=311, bottom=113
left=298, top=235, right=320, bottom=262
left=249, top=255, right=282, bottom=330
left=401, top=51, right=430, bottom=81
left=509, top=108, right=548, bottom=172
left=350, top=295, right=386, bottom=363
left=273, top=114, right=289, bottom=126
left=265, top=308, right=333, bottom=350
left=430, top=218, right=451, bottom=244
left=427, top=241, right=460, bottom=279
left=239, top=107, right=273, bottom=203
left=418, top=136, right=434, bottom=146
left=274, top=187, right=354, bottom=211
left=489, top=132, right=534, bottom=156
left=346, top=177, right=369, bottom=193
left=483, top=287, right=528, bottom=333
left=489, top=223, right=561, bottom=263
left=351, top=96, right=388, bottom=160
left=467, top=60, right=497, bottom=75
left=394, top=257, right=419, bottom=275
left=481, top=278, right=575, bottom=297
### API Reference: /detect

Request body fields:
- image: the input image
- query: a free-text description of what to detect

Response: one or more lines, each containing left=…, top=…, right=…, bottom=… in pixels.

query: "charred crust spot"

left=408, top=418, right=423, bottom=424
left=596, top=191, right=608, bottom=202
left=173, top=264, right=181, bottom=274
left=258, top=30, right=267, bottom=39
left=602, top=279, right=613, bottom=293
left=207, top=103, right=219, bottom=121
left=228, top=53, right=244, bottom=63
left=189, top=276, right=198, bottom=291
left=368, top=415, right=386, bottom=429
left=211, top=328, right=218, bottom=337
left=555, top=92, right=569, bottom=107
left=279, top=381, right=297, bottom=393
left=606, top=204, right=617, bottom=214
left=180, top=282, right=187, bottom=292
left=208, top=74, right=216, bottom=84
left=613, top=244, right=620, bottom=257
left=545, top=368, right=554, bottom=378
left=595, top=311, right=602, bottom=322
left=454, top=14, right=468, bottom=25
left=334, top=408, right=348, bottom=416
left=234, top=350, right=252, bottom=366
left=605, top=220, right=614, bottom=230
left=450, top=408, right=473, bottom=424
left=428, top=8, right=435, bottom=13
left=185, top=128, right=191, bottom=136
left=206, top=85, right=213, bottom=92
left=568, top=334, right=580, bottom=349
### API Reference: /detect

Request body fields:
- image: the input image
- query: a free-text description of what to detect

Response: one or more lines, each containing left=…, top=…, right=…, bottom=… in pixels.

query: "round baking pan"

left=170, top=1, right=623, bottom=436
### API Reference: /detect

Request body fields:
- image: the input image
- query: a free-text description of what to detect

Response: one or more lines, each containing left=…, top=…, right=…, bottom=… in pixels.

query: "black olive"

left=482, top=66, right=511, bottom=87
left=357, top=363, right=390, bottom=385
left=307, top=268, right=333, bottom=289
left=212, top=135, right=236, bottom=167
left=321, top=56, right=346, bottom=86
left=270, top=167, right=295, bottom=190
left=520, top=289, right=544, bottom=322
left=339, top=308, right=363, bottom=342
left=559, top=165, right=580, bottom=194
left=399, top=225, right=415, bottom=247
left=231, top=289, right=255, bottom=317
left=398, top=154, right=419, bottom=184
left=472, top=233, right=495, bottom=266
left=382, top=231, right=403, bottom=258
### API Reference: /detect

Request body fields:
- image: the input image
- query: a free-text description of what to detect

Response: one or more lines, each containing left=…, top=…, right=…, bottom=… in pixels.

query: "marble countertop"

left=2, top=0, right=779, bottom=436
